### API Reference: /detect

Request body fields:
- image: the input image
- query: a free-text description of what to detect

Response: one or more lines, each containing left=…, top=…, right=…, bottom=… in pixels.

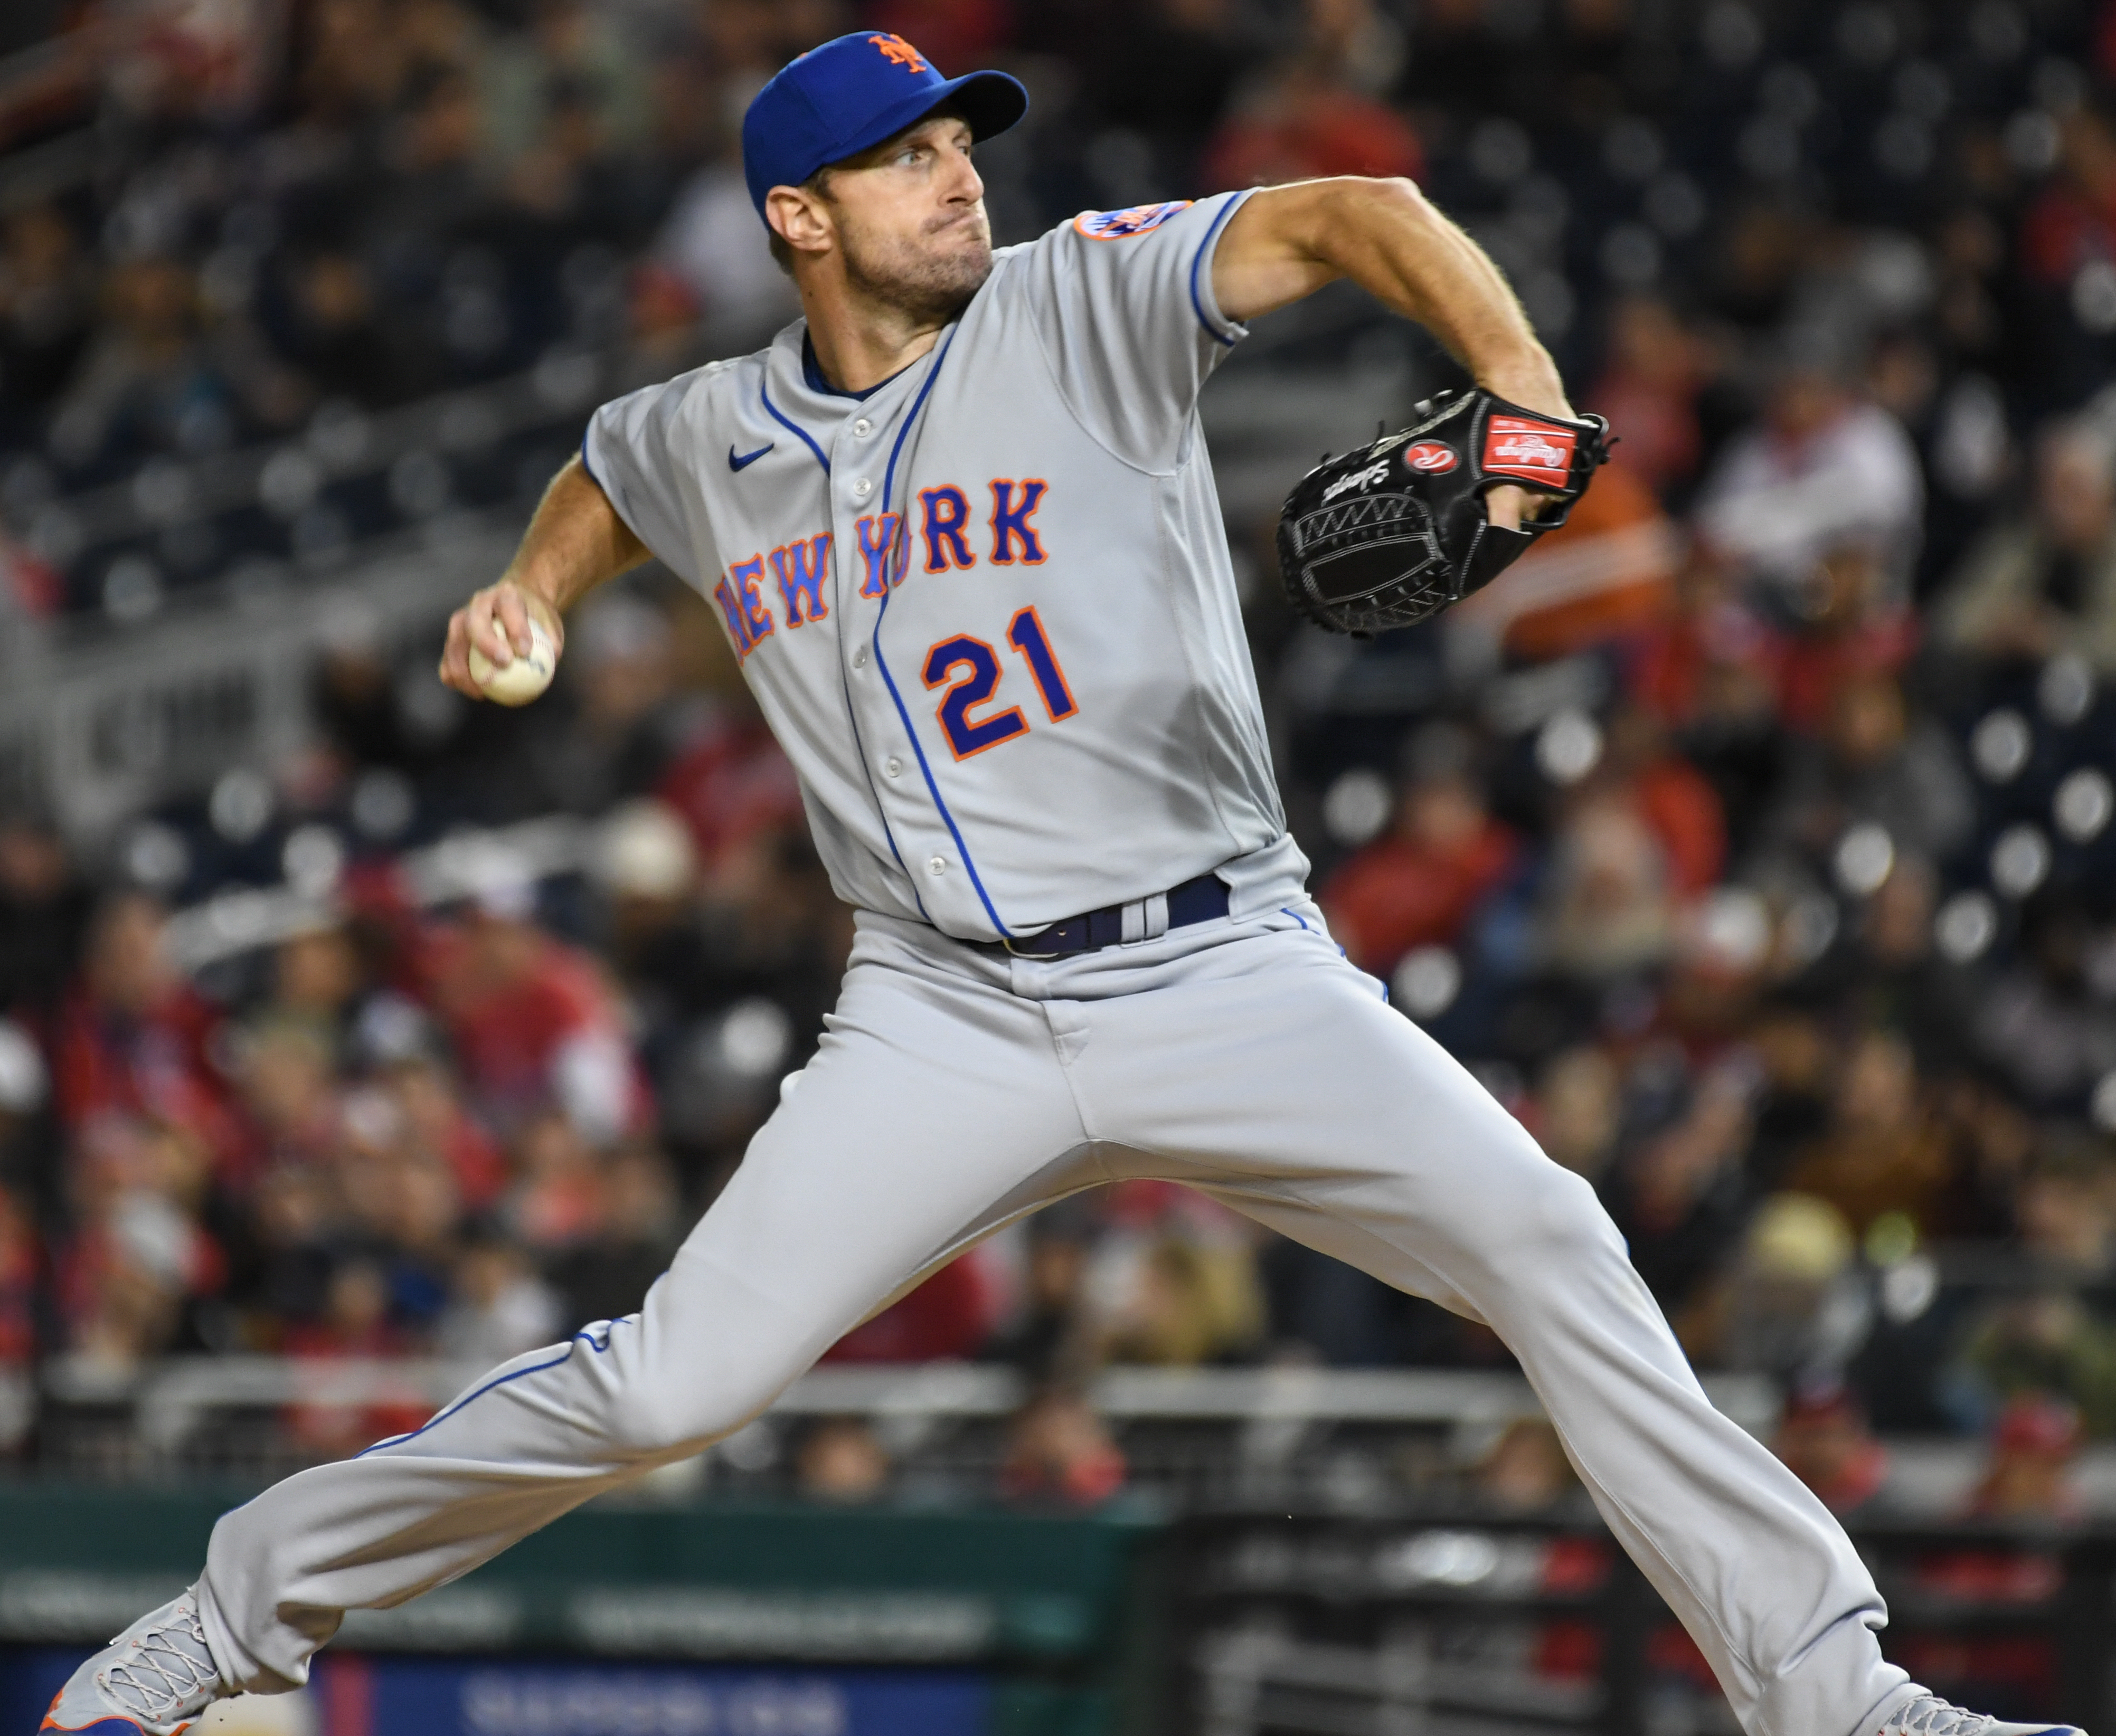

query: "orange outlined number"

left=920, top=614, right=1079, bottom=756
left=1006, top=606, right=1076, bottom=722
left=922, top=635, right=1028, bottom=760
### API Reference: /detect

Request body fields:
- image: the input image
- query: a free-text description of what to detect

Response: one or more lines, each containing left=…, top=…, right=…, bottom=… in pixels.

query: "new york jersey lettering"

left=988, top=479, right=1048, bottom=565
left=856, top=513, right=902, bottom=598
left=712, top=576, right=753, bottom=654
left=920, top=487, right=975, bottom=572
left=729, top=555, right=776, bottom=646
left=771, top=533, right=832, bottom=624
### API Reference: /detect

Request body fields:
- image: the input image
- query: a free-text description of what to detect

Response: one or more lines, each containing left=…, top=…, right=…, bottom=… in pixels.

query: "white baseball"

left=467, top=618, right=557, bottom=706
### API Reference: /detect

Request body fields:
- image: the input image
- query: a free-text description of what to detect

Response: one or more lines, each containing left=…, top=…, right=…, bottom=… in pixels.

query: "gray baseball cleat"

left=39, top=1588, right=230, bottom=1734
left=1875, top=1696, right=2087, bottom=1736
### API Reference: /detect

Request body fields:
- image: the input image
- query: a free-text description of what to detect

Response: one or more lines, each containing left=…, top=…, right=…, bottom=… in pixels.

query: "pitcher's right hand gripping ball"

left=1277, top=387, right=1611, bottom=635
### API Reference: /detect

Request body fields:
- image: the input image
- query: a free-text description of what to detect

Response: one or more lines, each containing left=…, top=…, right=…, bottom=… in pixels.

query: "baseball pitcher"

left=42, top=31, right=2082, bottom=1736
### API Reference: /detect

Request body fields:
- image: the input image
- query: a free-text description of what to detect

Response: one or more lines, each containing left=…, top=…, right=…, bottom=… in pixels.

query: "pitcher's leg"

left=200, top=943, right=1089, bottom=1693
left=1075, top=925, right=1911, bottom=1736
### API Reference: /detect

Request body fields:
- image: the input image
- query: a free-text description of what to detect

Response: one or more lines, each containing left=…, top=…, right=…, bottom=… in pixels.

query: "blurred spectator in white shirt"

left=1696, top=330, right=1924, bottom=605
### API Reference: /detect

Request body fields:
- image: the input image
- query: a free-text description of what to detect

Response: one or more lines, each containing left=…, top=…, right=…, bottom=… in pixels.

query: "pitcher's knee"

left=1503, top=1165, right=1629, bottom=1288
left=603, top=1352, right=789, bottom=1462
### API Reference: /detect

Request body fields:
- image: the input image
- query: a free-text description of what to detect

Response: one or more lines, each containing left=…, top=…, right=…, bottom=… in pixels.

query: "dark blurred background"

left=6, top=2, right=2116, bottom=1731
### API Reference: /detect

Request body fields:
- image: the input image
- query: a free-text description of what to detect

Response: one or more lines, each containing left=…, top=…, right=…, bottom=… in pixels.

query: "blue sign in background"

left=2, top=1650, right=991, bottom=1736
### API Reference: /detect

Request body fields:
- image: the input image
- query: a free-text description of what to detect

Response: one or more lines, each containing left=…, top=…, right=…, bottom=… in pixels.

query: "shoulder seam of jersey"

left=1015, top=223, right=1192, bottom=481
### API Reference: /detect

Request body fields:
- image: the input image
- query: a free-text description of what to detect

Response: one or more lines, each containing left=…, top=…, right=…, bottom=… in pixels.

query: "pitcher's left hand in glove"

left=1277, top=388, right=1611, bottom=635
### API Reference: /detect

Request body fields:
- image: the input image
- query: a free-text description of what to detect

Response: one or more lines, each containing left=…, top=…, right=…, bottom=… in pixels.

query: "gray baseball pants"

left=198, top=905, right=1915, bottom=1736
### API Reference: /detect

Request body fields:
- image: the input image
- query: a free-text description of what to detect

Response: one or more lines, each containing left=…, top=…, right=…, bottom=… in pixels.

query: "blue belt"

left=986, top=872, right=1231, bottom=960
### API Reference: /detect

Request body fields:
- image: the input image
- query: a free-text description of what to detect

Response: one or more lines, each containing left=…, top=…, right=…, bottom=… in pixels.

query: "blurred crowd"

left=2, top=0, right=2116, bottom=1525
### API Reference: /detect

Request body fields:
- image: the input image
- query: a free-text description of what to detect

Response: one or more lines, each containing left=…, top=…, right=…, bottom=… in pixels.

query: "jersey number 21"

left=921, top=608, right=1077, bottom=761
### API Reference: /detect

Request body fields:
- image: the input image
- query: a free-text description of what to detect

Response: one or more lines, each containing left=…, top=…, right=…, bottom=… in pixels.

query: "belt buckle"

left=1002, top=917, right=1072, bottom=960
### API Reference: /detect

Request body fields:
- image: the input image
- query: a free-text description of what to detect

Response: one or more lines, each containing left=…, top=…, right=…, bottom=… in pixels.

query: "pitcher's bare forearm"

left=1213, top=176, right=1567, bottom=418
left=439, top=456, right=650, bottom=698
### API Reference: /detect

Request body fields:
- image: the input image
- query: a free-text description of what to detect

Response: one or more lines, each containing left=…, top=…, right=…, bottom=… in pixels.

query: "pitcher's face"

left=821, top=115, right=993, bottom=324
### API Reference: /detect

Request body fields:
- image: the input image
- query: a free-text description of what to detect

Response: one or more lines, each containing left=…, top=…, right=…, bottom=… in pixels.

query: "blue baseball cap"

left=742, top=32, right=1028, bottom=221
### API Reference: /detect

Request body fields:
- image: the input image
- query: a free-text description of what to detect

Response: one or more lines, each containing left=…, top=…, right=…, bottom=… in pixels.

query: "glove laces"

left=98, top=1598, right=221, bottom=1722
left=1885, top=1698, right=2001, bottom=1736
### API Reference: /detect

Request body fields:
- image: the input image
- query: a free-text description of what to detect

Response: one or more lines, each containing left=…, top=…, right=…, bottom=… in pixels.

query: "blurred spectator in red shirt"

left=1964, top=1395, right=2085, bottom=1521
left=1598, top=706, right=1726, bottom=898
left=1772, top=1376, right=1891, bottom=1515
left=656, top=692, right=806, bottom=886
left=1204, top=82, right=1420, bottom=189
left=825, top=1250, right=996, bottom=1363
left=54, top=893, right=241, bottom=1178
left=284, top=1258, right=409, bottom=1362
left=390, top=1050, right=508, bottom=1215
left=1773, top=543, right=1919, bottom=737
left=1589, top=295, right=1714, bottom=500
left=0, top=1182, right=36, bottom=1364
left=1000, top=1385, right=1127, bottom=1506
left=282, top=1259, right=431, bottom=1456
left=550, top=1142, right=685, bottom=1329
left=503, top=1111, right=609, bottom=1256
left=1202, top=0, right=1421, bottom=189
left=2018, top=108, right=2116, bottom=298
left=1322, top=724, right=1520, bottom=976
left=1627, top=551, right=1784, bottom=736
left=423, top=872, right=650, bottom=1146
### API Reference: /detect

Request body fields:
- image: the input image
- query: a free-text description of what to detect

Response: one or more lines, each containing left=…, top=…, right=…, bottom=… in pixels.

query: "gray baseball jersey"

left=583, top=191, right=1307, bottom=940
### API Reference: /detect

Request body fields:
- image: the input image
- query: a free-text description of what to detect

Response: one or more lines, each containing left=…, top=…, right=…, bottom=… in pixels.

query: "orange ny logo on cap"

left=868, top=33, right=928, bottom=72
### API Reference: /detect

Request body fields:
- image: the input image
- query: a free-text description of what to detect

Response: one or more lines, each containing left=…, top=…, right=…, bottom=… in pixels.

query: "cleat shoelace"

left=96, top=1602, right=219, bottom=1721
left=1886, top=1699, right=1999, bottom=1736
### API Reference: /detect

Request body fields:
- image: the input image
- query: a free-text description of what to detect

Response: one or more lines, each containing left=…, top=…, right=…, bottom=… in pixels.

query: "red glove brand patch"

left=1404, top=441, right=1459, bottom=472
left=1482, top=416, right=1577, bottom=488
left=1074, top=201, right=1194, bottom=239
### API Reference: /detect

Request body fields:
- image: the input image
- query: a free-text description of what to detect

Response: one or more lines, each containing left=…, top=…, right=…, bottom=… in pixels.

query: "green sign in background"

left=0, top=1484, right=1173, bottom=1736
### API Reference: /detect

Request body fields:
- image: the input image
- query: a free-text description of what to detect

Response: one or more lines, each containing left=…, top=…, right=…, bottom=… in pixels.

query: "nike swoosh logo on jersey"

left=729, top=443, right=775, bottom=472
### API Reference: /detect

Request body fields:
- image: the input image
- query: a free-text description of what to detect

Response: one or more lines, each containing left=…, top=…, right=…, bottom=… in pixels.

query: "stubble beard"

left=839, top=207, right=994, bottom=328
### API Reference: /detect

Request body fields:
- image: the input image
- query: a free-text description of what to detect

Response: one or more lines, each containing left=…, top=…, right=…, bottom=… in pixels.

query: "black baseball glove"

left=1276, top=388, right=1612, bottom=635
